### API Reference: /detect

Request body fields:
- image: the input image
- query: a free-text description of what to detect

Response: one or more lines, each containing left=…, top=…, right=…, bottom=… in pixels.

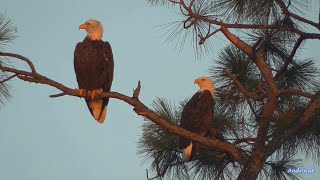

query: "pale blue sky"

left=0, top=0, right=319, bottom=180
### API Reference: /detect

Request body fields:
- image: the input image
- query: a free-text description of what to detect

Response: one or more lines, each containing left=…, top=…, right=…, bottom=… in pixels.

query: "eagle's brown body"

left=179, top=77, right=215, bottom=162
left=74, top=37, right=114, bottom=123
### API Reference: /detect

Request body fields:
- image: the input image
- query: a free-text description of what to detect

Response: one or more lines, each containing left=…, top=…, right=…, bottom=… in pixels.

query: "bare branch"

left=132, top=80, right=141, bottom=99
left=199, top=28, right=221, bottom=45
left=252, top=37, right=263, bottom=50
left=0, top=52, right=36, bottom=73
left=188, top=0, right=196, bottom=9
left=247, top=98, right=259, bottom=119
left=169, top=0, right=179, bottom=4
left=49, top=92, right=67, bottom=98
left=0, top=64, right=34, bottom=77
left=179, top=0, right=189, bottom=13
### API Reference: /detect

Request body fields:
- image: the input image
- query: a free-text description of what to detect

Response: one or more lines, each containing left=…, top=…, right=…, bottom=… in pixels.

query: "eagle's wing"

left=73, top=40, right=114, bottom=123
left=102, top=41, right=114, bottom=95
left=179, top=90, right=214, bottom=149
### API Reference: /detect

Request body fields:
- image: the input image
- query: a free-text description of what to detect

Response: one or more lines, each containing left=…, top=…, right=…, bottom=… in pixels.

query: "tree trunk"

left=237, top=152, right=265, bottom=180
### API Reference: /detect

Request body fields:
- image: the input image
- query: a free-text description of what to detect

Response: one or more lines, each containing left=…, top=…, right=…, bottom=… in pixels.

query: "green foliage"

left=214, top=0, right=308, bottom=24
left=261, top=156, right=302, bottom=180
left=279, top=60, right=320, bottom=91
left=138, top=98, right=189, bottom=179
left=0, top=14, right=16, bottom=48
left=0, top=14, right=16, bottom=107
left=138, top=98, right=238, bottom=179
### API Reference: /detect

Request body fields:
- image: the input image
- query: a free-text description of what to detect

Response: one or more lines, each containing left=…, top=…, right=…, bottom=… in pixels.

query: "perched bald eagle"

left=74, top=19, right=114, bottom=123
left=179, top=77, right=215, bottom=162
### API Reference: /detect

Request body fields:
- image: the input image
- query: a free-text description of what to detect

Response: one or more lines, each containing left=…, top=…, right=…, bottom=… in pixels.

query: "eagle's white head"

left=194, top=77, right=215, bottom=96
left=79, top=19, right=103, bottom=41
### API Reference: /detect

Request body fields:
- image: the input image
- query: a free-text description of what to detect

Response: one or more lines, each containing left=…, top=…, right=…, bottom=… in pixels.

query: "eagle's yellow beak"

left=194, top=79, right=199, bottom=85
left=79, top=23, right=87, bottom=30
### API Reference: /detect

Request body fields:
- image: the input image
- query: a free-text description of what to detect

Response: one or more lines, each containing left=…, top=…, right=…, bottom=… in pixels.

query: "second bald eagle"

left=74, top=19, right=114, bottom=123
left=179, top=77, right=215, bottom=162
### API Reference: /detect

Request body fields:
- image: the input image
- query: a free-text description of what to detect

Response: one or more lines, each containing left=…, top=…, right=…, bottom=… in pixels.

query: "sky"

left=0, top=0, right=319, bottom=180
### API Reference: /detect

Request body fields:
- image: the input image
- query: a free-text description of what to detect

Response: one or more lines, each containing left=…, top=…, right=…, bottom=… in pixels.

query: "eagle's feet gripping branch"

left=75, top=89, right=103, bottom=100
left=89, top=89, right=103, bottom=100
left=76, top=89, right=87, bottom=97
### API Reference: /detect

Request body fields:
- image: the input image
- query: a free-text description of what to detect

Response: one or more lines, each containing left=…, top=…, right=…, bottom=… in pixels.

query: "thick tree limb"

left=299, top=91, right=320, bottom=125
left=265, top=91, right=320, bottom=157
left=220, top=24, right=278, bottom=180
left=220, top=27, right=278, bottom=92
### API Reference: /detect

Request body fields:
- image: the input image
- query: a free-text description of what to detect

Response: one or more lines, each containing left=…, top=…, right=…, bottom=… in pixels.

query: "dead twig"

left=0, top=74, right=17, bottom=84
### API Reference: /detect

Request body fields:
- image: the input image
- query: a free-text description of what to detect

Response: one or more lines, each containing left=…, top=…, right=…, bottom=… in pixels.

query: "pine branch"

left=275, top=0, right=320, bottom=30
left=0, top=74, right=16, bottom=84
left=219, top=27, right=279, bottom=180
left=278, top=89, right=314, bottom=99
left=223, top=68, right=267, bottom=101
left=265, top=91, right=320, bottom=157
left=173, top=0, right=320, bottom=39
left=146, top=161, right=184, bottom=180
left=274, top=36, right=305, bottom=81
left=220, top=27, right=278, bottom=92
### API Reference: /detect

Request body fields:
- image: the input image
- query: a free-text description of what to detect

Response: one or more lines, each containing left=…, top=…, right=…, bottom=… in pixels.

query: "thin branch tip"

left=50, top=92, right=67, bottom=98
left=0, top=52, right=37, bottom=73
left=0, top=74, right=17, bottom=83
left=133, top=80, right=141, bottom=99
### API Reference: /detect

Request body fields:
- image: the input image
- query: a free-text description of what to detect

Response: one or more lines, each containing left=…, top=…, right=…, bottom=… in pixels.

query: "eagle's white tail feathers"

left=182, top=142, right=193, bottom=162
left=97, top=106, right=107, bottom=123
left=89, top=100, right=107, bottom=123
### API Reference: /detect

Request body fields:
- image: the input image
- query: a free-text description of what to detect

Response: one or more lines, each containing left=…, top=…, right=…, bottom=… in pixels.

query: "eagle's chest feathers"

left=81, top=40, right=109, bottom=63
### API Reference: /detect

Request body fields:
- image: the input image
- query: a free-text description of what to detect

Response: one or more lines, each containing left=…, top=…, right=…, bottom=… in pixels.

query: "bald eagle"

left=179, top=77, right=215, bottom=162
left=74, top=19, right=114, bottom=123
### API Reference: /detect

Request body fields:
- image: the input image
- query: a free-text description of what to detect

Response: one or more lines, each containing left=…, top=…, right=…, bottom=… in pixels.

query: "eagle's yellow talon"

left=90, top=89, right=103, bottom=100
left=76, top=88, right=87, bottom=97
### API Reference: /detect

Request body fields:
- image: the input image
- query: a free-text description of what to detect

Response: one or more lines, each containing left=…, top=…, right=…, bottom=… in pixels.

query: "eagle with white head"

left=179, top=77, right=215, bottom=162
left=74, top=19, right=114, bottom=123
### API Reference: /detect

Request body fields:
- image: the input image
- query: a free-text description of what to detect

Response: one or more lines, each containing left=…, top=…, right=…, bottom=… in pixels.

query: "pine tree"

left=0, top=14, right=16, bottom=107
left=139, top=1, right=320, bottom=179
